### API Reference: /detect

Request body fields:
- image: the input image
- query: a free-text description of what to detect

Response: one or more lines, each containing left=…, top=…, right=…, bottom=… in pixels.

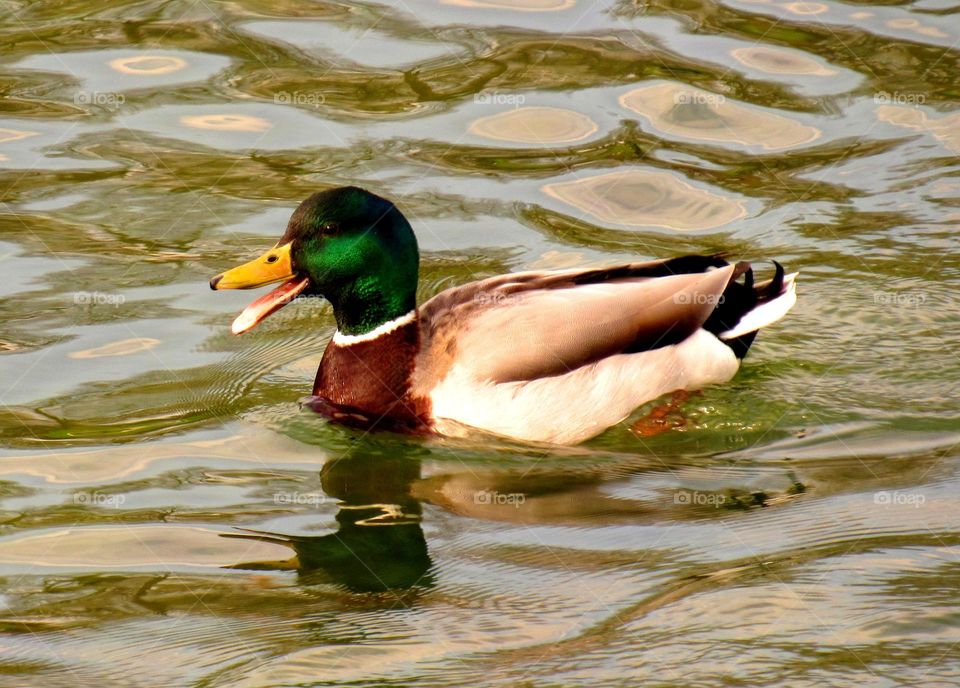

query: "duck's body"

left=211, top=187, right=797, bottom=445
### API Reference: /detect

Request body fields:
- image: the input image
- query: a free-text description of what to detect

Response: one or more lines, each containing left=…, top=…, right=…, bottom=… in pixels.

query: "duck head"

left=210, top=186, right=419, bottom=336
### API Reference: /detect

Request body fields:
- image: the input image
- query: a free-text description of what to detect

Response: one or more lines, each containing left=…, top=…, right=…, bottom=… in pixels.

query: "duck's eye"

left=322, top=222, right=340, bottom=234
left=265, top=255, right=279, bottom=264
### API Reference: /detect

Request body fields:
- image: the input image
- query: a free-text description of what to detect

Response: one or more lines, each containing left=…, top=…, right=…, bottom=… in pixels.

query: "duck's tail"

left=702, top=260, right=799, bottom=359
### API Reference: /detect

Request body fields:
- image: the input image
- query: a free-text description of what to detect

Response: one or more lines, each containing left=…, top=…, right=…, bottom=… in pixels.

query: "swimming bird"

left=210, top=186, right=797, bottom=444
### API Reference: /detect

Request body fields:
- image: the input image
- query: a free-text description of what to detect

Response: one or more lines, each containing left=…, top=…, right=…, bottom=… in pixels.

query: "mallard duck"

left=210, top=186, right=797, bottom=444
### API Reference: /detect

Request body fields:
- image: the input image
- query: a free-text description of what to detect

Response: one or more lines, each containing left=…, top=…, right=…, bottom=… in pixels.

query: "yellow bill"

left=209, top=243, right=310, bottom=334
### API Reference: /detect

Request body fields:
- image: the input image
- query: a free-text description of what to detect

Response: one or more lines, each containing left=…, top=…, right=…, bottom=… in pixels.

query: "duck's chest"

left=313, top=319, right=430, bottom=427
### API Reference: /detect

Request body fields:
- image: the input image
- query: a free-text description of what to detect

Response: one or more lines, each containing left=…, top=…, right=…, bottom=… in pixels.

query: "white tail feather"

left=719, top=272, right=798, bottom=340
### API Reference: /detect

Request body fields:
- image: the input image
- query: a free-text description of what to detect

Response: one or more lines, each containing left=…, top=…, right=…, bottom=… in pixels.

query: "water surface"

left=1, top=0, right=959, bottom=685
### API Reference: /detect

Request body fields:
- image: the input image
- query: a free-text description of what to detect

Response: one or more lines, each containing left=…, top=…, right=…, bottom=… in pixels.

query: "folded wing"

left=415, top=262, right=735, bottom=385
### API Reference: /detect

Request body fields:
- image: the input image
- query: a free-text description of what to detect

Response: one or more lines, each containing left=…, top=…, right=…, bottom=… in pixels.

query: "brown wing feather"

left=414, top=262, right=735, bottom=386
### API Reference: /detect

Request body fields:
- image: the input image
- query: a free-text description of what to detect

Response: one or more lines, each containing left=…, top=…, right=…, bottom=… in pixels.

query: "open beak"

left=209, top=242, right=310, bottom=334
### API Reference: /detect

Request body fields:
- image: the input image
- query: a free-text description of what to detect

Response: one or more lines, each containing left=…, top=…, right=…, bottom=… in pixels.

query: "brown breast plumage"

left=312, top=317, right=431, bottom=430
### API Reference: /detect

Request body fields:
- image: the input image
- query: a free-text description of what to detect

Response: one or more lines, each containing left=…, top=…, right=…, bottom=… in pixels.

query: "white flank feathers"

left=430, top=329, right=740, bottom=445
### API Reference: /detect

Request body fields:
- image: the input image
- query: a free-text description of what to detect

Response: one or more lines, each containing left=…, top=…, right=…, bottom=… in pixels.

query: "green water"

left=1, top=0, right=960, bottom=685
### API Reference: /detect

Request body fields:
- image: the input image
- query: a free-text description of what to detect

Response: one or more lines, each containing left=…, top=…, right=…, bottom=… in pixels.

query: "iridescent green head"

left=210, top=186, right=419, bottom=336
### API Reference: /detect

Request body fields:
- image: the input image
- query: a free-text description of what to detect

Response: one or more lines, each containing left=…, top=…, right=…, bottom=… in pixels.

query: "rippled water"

left=2, top=0, right=960, bottom=685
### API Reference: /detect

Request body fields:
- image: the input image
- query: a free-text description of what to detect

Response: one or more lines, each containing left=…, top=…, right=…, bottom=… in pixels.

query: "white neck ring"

left=332, top=310, right=416, bottom=346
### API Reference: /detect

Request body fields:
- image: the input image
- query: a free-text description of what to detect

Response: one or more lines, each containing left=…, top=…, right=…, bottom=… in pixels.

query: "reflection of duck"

left=412, top=465, right=661, bottom=525
left=224, top=448, right=808, bottom=589
left=210, top=186, right=797, bottom=444
left=225, top=453, right=432, bottom=592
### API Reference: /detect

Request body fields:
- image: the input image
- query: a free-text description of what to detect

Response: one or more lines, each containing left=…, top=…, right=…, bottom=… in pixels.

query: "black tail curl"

left=702, top=259, right=786, bottom=359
